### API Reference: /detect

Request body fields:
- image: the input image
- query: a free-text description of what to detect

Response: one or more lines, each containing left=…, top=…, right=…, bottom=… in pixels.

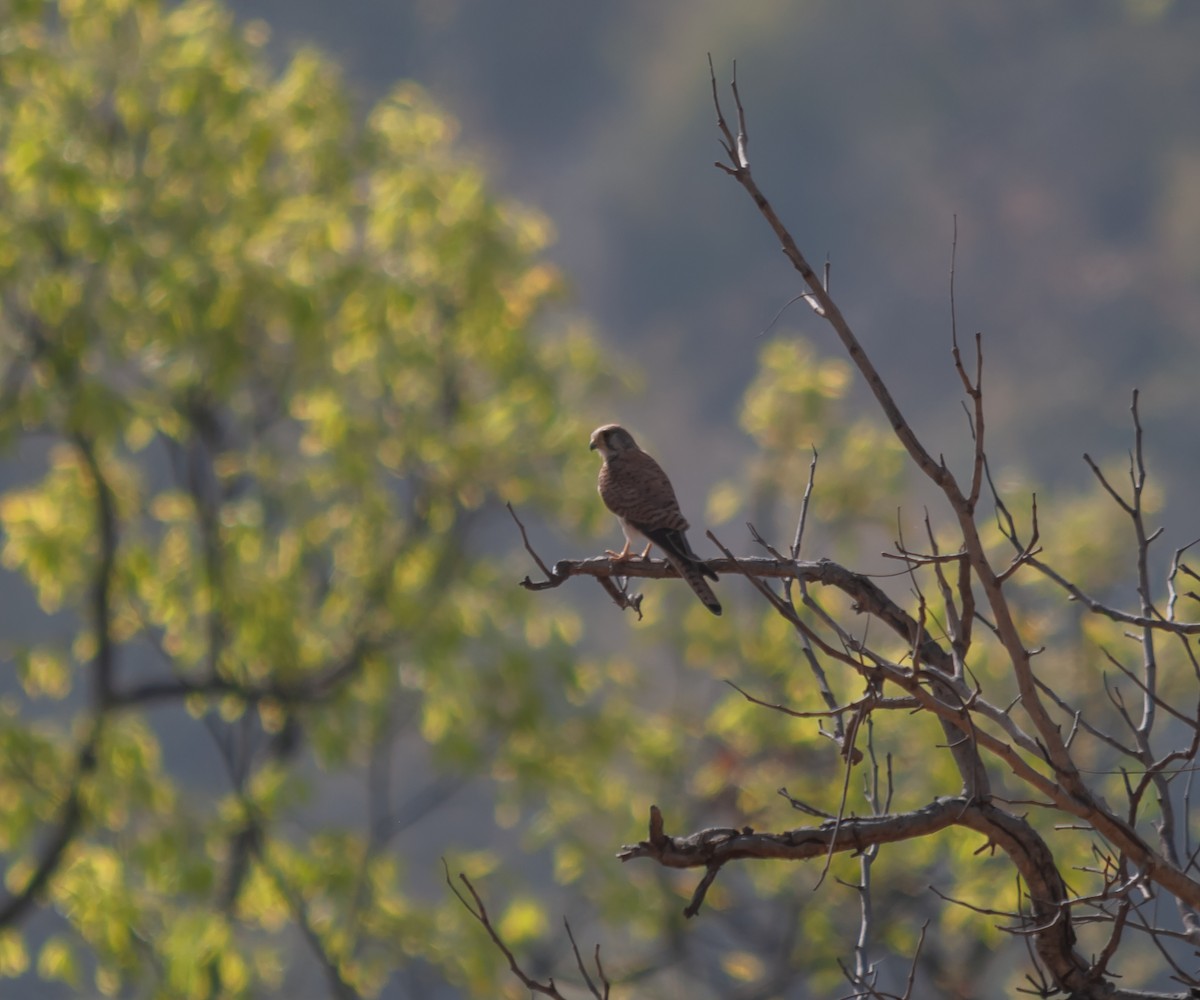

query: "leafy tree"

left=0, top=0, right=611, bottom=995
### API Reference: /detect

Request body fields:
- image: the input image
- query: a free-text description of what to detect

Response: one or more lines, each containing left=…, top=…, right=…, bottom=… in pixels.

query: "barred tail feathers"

left=663, top=552, right=722, bottom=616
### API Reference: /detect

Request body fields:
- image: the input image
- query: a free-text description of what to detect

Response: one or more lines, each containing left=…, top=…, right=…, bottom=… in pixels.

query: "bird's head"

left=589, top=423, right=638, bottom=458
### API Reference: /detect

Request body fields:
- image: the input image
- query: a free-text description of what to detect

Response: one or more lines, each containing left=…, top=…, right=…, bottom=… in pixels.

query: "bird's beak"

left=589, top=440, right=597, bottom=451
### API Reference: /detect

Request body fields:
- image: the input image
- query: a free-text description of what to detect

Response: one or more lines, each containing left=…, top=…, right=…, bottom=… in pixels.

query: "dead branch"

left=1027, top=555, right=1200, bottom=635
left=617, top=798, right=964, bottom=873
left=619, top=798, right=1092, bottom=988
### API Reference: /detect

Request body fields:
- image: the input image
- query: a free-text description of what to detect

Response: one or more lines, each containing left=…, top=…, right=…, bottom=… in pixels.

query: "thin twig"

left=790, top=446, right=819, bottom=561
left=446, top=862, right=570, bottom=999
left=507, top=501, right=554, bottom=580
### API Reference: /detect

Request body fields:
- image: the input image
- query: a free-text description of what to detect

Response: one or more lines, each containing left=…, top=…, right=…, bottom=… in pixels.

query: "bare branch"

left=507, top=501, right=555, bottom=580
left=683, top=863, right=725, bottom=919
left=619, top=799, right=1092, bottom=989
left=1168, top=538, right=1200, bottom=621
left=790, top=446, right=820, bottom=560
left=778, top=787, right=836, bottom=820
left=564, top=919, right=610, bottom=1000
left=446, top=859, right=590, bottom=998
left=948, top=218, right=985, bottom=512
left=726, top=680, right=916, bottom=722
left=1027, top=556, right=1200, bottom=635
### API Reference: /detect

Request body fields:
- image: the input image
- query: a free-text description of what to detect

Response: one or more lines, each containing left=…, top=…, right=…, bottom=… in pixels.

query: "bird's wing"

left=599, top=446, right=719, bottom=607
left=637, top=524, right=718, bottom=581
left=610, top=451, right=687, bottom=525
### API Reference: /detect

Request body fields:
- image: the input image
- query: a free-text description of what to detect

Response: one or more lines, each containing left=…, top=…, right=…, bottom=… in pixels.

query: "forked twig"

left=445, top=860, right=609, bottom=999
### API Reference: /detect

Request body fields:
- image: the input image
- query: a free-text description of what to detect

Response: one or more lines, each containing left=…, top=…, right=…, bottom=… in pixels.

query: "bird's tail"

left=665, top=553, right=722, bottom=616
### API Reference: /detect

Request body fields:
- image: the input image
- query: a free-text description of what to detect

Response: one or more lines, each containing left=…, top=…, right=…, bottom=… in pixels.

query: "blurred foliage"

left=0, top=1, right=1187, bottom=998
left=0, top=0, right=613, bottom=995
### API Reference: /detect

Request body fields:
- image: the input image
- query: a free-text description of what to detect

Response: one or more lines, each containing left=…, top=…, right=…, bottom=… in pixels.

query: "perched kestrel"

left=589, top=423, right=721, bottom=615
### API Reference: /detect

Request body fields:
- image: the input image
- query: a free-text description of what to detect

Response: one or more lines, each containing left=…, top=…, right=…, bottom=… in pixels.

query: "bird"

left=589, top=423, right=721, bottom=615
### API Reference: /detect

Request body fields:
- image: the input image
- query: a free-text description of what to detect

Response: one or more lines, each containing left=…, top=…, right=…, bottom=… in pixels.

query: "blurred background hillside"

left=232, top=0, right=1200, bottom=510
